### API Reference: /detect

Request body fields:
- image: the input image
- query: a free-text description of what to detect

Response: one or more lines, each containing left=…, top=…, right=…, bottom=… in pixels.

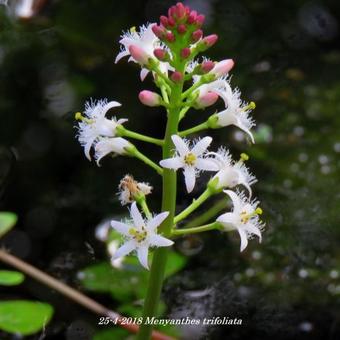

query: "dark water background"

left=0, top=0, right=340, bottom=339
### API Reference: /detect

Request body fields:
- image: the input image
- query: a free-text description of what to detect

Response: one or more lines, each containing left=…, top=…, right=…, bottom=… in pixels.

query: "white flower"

left=95, top=220, right=111, bottom=241
left=217, top=190, right=264, bottom=252
left=94, top=137, right=131, bottom=166
left=187, top=62, right=229, bottom=108
left=110, top=202, right=173, bottom=269
left=107, top=240, right=124, bottom=269
left=115, top=24, right=168, bottom=81
left=192, top=77, right=227, bottom=108
left=160, top=135, right=218, bottom=193
left=209, top=148, right=257, bottom=195
left=215, top=82, right=256, bottom=143
left=118, top=175, right=153, bottom=205
left=76, top=99, right=127, bottom=160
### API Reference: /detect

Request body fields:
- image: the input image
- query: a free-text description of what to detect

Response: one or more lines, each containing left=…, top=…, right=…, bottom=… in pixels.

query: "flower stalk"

left=74, top=2, right=265, bottom=339
left=172, top=222, right=222, bottom=236
left=137, top=48, right=186, bottom=340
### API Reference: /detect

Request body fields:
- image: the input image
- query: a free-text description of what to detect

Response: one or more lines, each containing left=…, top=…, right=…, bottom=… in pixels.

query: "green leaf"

left=0, top=271, right=25, bottom=286
left=94, top=328, right=129, bottom=340
left=78, top=251, right=187, bottom=302
left=0, top=300, right=54, bottom=335
left=164, top=251, right=187, bottom=278
left=78, top=261, right=148, bottom=302
left=0, top=212, right=17, bottom=238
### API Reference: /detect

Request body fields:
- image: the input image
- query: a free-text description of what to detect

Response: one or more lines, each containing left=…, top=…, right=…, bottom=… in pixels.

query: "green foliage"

left=0, top=212, right=17, bottom=238
left=0, top=270, right=25, bottom=286
left=79, top=251, right=186, bottom=302
left=79, top=251, right=186, bottom=337
left=94, top=328, right=130, bottom=340
left=0, top=300, right=54, bottom=336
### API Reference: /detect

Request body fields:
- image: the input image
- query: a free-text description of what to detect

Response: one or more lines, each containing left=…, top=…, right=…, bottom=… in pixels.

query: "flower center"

left=129, top=226, right=147, bottom=243
left=240, top=208, right=262, bottom=224
left=184, top=152, right=197, bottom=166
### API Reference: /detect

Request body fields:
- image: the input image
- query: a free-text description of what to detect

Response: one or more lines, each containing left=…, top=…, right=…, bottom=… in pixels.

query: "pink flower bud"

left=168, top=6, right=176, bottom=19
left=153, top=48, right=168, bottom=61
left=174, top=2, right=186, bottom=20
left=152, top=24, right=166, bottom=38
left=129, top=45, right=149, bottom=65
left=177, top=24, right=187, bottom=34
left=171, top=71, right=183, bottom=83
left=165, top=32, right=175, bottom=43
left=168, top=17, right=176, bottom=27
left=202, top=34, right=218, bottom=48
left=187, top=10, right=197, bottom=24
left=201, top=60, right=215, bottom=73
left=196, top=92, right=219, bottom=108
left=180, top=47, right=191, bottom=59
left=196, top=14, right=205, bottom=27
left=139, top=90, right=161, bottom=107
left=210, top=59, right=234, bottom=77
left=160, top=15, right=169, bottom=28
left=191, top=29, right=203, bottom=42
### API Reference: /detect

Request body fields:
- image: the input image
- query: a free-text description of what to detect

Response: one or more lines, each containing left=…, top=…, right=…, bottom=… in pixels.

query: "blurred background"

left=0, top=0, right=340, bottom=339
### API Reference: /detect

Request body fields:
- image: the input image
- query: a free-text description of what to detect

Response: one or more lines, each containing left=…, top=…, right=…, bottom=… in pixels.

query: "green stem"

left=181, top=79, right=203, bottom=99
left=139, top=199, right=152, bottom=219
left=131, top=147, right=163, bottom=176
left=178, top=121, right=209, bottom=137
left=137, top=63, right=185, bottom=340
left=118, top=127, right=164, bottom=146
left=172, top=222, right=222, bottom=236
left=174, top=188, right=212, bottom=224
left=153, top=67, right=173, bottom=87
left=160, top=85, right=169, bottom=104
left=179, top=106, right=191, bottom=120
left=185, top=198, right=228, bottom=228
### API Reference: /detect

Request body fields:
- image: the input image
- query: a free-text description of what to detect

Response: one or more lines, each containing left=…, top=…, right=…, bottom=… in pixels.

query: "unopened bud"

left=129, top=45, right=149, bottom=65
left=187, top=10, right=197, bottom=24
left=174, top=2, right=186, bottom=20
left=152, top=24, right=166, bottom=38
left=168, top=6, right=175, bottom=18
left=138, top=90, right=162, bottom=107
left=180, top=47, right=191, bottom=59
left=195, top=92, right=219, bottom=108
left=171, top=71, right=183, bottom=83
left=201, top=60, right=215, bottom=74
left=210, top=59, right=234, bottom=78
left=154, top=48, right=169, bottom=61
left=160, top=15, right=169, bottom=28
left=202, top=34, right=218, bottom=48
left=177, top=24, right=187, bottom=34
left=191, top=29, right=203, bottom=42
left=196, top=14, right=205, bottom=27
left=168, top=17, right=176, bottom=27
left=165, top=32, right=175, bottom=43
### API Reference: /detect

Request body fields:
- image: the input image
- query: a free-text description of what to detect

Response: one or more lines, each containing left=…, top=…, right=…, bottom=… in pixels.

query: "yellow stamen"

left=75, top=112, right=92, bottom=124
left=184, top=152, right=197, bottom=166
left=75, top=112, right=83, bottom=120
left=240, top=153, right=249, bottom=162
left=130, top=26, right=136, bottom=33
left=129, top=227, right=147, bottom=243
left=241, top=101, right=256, bottom=112
left=240, top=207, right=262, bottom=223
